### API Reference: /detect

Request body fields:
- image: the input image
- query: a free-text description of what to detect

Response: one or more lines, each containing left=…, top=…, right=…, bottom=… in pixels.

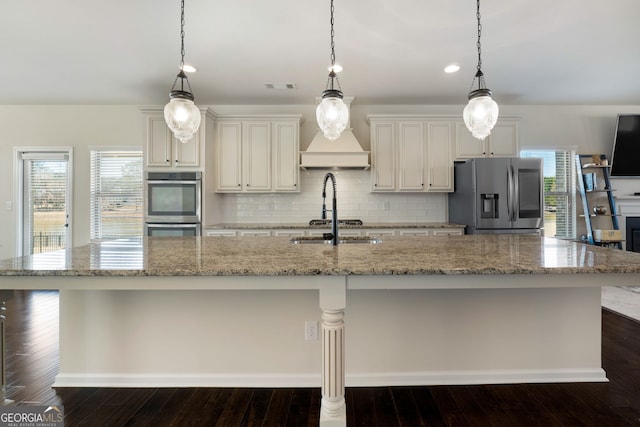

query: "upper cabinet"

left=454, top=120, right=520, bottom=159
left=141, top=107, right=215, bottom=170
left=369, top=116, right=454, bottom=193
left=426, top=122, right=454, bottom=191
left=215, top=116, right=301, bottom=193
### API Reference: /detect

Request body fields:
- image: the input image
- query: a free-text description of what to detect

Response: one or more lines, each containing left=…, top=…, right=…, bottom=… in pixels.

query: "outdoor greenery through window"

left=90, top=149, right=143, bottom=240
left=521, top=149, right=576, bottom=239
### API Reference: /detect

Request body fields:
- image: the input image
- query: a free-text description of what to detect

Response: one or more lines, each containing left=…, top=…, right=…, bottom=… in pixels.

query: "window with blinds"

left=20, top=152, right=71, bottom=255
left=521, top=149, right=576, bottom=239
left=90, top=149, right=143, bottom=240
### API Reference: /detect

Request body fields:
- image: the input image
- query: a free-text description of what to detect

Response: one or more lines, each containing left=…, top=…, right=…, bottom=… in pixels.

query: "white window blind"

left=22, top=155, right=69, bottom=254
left=521, top=149, right=576, bottom=239
left=90, top=149, right=143, bottom=240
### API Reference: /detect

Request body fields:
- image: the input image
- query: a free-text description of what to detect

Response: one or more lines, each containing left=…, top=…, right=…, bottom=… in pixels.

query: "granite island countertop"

left=2, top=235, right=640, bottom=277
left=204, top=222, right=466, bottom=230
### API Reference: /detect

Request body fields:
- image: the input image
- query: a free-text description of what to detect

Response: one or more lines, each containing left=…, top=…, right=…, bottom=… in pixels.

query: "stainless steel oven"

left=145, top=171, right=201, bottom=223
left=145, top=171, right=202, bottom=236
left=144, top=222, right=201, bottom=237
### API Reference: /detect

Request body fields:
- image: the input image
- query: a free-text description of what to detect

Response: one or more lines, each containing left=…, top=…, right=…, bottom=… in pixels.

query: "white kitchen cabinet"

left=205, top=230, right=238, bottom=237
left=426, top=122, right=454, bottom=191
left=272, top=229, right=305, bottom=237
left=432, top=228, right=464, bottom=236
left=239, top=229, right=272, bottom=237
left=398, top=230, right=431, bottom=236
left=369, top=117, right=454, bottom=193
left=454, top=120, right=519, bottom=159
left=216, top=121, right=243, bottom=191
left=272, top=121, right=299, bottom=191
left=143, top=110, right=201, bottom=169
left=215, top=116, right=301, bottom=193
left=398, top=122, right=425, bottom=191
left=242, top=122, right=271, bottom=192
left=365, top=229, right=397, bottom=237
left=370, top=121, right=396, bottom=191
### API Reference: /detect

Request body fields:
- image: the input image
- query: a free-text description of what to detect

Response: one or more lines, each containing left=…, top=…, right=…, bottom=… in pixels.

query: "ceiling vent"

left=264, top=83, right=296, bottom=90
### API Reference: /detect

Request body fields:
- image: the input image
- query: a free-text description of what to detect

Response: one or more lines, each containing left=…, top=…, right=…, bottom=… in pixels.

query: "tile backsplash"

left=219, top=170, right=448, bottom=224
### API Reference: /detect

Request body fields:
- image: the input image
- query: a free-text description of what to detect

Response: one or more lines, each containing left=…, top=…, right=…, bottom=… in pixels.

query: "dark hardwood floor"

left=4, top=290, right=640, bottom=426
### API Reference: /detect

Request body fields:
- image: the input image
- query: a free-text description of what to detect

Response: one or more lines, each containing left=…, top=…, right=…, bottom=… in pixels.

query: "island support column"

left=319, top=277, right=347, bottom=427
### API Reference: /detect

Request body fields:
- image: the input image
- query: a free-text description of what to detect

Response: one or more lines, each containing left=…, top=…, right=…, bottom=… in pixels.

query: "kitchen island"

left=2, top=235, right=640, bottom=426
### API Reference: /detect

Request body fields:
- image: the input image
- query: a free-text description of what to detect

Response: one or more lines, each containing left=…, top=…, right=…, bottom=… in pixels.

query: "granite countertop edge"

left=204, top=222, right=467, bottom=230
left=3, top=235, right=640, bottom=277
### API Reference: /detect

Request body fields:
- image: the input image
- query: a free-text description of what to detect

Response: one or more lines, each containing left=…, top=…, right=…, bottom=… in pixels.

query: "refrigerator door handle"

left=512, top=165, right=519, bottom=221
left=507, top=166, right=513, bottom=221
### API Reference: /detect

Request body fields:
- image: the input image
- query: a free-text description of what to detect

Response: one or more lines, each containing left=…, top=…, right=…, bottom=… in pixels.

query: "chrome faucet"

left=321, top=172, right=338, bottom=245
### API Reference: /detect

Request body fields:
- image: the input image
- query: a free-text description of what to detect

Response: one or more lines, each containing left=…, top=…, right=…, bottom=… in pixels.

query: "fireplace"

left=626, top=217, right=640, bottom=252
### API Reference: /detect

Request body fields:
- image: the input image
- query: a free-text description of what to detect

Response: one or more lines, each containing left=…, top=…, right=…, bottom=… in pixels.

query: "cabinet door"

left=175, top=127, right=200, bottom=167
left=432, top=228, right=464, bottom=236
left=239, top=230, right=272, bottom=237
left=487, top=122, right=519, bottom=157
left=243, top=122, right=271, bottom=191
left=426, top=122, right=453, bottom=191
left=398, top=122, right=425, bottom=191
left=454, top=122, right=486, bottom=159
left=205, top=230, right=237, bottom=237
left=146, top=116, right=173, bottom=167
left=216, top=122, right=243, bottom=191
left=398, top=230, right=430, bottom=236
left=272, top=121, right=299, bottom=192
left=370, top=122, right=396, bottom=191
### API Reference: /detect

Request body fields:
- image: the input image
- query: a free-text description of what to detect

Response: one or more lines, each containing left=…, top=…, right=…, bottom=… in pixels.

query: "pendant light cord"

left=180, top=0, right=186, bottom=70
left=169, top=0, right=194, bottom=97
left=475, top=0, right=482, bottom=74
left=324, top=0, right=342, bottom=93
left=330, top=0, right=336, bottom=68
left=468, top=0, right=487, bottom=93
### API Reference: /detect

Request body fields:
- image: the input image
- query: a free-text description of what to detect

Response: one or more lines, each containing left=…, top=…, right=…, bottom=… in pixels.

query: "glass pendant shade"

left=463, top=91, right=499, bottom=141
left=316, top=94, right=349, bottom=141
left=164, top=96, right=201, bottom=143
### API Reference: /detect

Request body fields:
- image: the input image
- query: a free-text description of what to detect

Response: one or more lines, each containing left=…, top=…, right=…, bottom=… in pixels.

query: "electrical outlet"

left=305, top=321, right=318, bottom=341
left=383, top=201, right=390, bottom=211
left=5, top=201, right=12, bottom=211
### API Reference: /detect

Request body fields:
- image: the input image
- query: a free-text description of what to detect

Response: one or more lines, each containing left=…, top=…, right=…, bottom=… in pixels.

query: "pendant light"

left=463, top=0, right=499, bottom=141
left=164, top=0, right=201, bottom=144
left=316, top=0, right=349, bottom=141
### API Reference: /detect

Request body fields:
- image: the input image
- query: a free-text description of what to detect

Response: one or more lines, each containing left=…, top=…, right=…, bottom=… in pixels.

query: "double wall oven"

left=144, top=171, right=201, bottom=237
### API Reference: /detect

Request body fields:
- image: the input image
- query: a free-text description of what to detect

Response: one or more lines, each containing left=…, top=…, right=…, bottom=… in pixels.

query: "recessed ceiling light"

left=182, top=64, right=197, bottom=73
left=444, top=64, right=460, bottom=73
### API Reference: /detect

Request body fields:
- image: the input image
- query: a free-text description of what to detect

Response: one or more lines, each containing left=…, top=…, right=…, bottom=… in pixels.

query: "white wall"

left=1, top=104, right=639, bottom=259
left=0, top=106, right=143, bottom=260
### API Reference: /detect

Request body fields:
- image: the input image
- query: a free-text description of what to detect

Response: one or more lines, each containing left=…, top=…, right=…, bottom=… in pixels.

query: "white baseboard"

left=53, top=368, right=607, bottom=388
left=345, top=368, right=608, bottom=387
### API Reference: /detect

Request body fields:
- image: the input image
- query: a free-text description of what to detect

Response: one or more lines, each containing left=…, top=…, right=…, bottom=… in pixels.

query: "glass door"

left=18, top=150, right=72, bottom=255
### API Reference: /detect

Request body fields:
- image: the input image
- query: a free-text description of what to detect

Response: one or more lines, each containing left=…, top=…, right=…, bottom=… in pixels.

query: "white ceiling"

left=3, top=0, right=639, bottom=106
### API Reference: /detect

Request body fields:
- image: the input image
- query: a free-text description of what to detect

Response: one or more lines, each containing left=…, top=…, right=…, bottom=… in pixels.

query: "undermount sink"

left=289, top=236, right=381, bottom=245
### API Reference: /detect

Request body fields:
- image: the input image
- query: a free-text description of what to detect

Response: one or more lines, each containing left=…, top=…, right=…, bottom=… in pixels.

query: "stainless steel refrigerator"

left=448, top=158, right=544, bottom=234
